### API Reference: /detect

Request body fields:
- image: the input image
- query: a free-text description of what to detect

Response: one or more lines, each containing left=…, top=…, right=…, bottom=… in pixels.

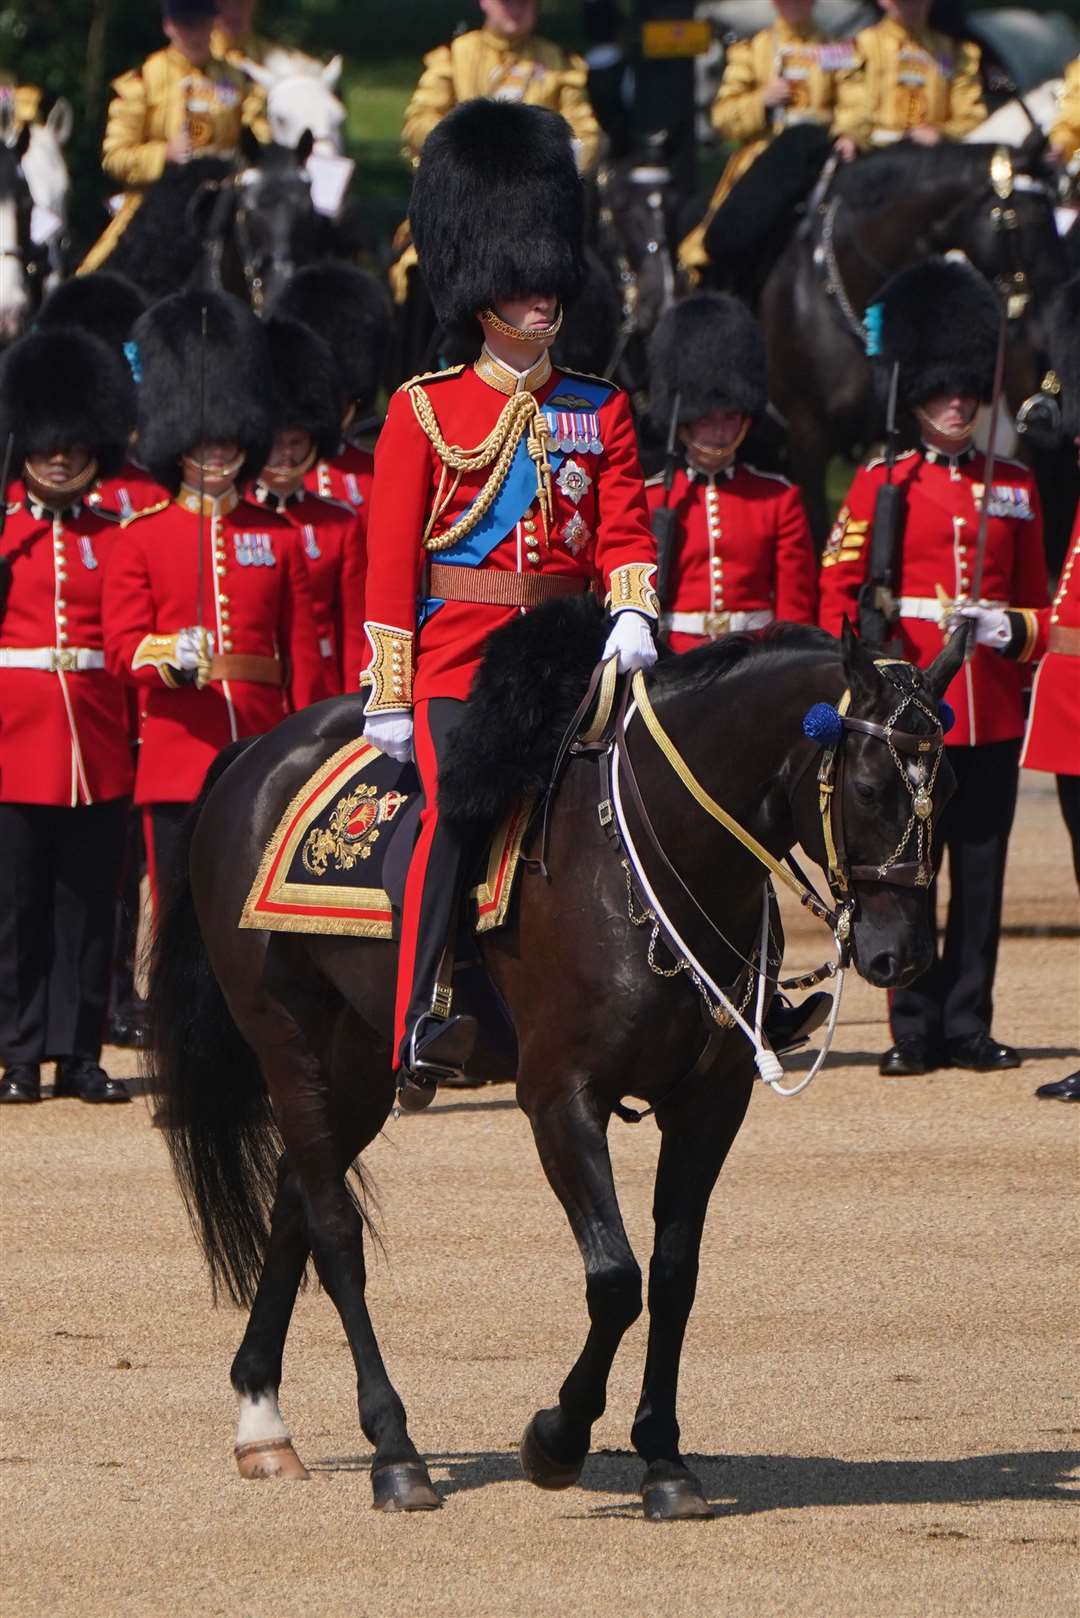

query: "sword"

left=194, top=302, right=212, bottom=688
left=966, top=308, right=1009, bottom=659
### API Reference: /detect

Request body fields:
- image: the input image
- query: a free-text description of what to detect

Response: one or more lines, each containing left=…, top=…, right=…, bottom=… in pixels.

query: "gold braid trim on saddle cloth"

left=407, top=383, right=554, bottom=552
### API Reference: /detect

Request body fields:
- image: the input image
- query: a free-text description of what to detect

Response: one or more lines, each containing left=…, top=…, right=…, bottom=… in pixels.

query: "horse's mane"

left=833, top=142, right=998, bottom=214
left=650, top=622, right=837, bottom=700
left=109, top=157, right=233, bottom=298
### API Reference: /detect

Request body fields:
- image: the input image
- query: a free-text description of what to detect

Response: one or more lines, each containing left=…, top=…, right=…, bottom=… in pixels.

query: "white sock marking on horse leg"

left=235, top=1390, right=291, bottom=1446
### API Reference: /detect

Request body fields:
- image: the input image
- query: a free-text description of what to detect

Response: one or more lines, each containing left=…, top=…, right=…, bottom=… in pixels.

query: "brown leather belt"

left=209, top=653, right=284, bottom=685
left=1048, top=624, right=1080, bottom=656
left=428, top=563, right=591, bottom=610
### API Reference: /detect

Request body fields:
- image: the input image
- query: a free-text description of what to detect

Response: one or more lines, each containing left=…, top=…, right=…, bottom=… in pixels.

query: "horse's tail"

left=145, top=741, right=280, bottom=1308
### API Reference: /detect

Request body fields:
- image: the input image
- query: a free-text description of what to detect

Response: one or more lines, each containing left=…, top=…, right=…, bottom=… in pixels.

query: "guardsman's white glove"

left=175, top=627, right=213, bottom=669
left=957, top=604, right=1010, bottom=649
left=603, top=611, right=658, bottom=673
left=363, top=711, right=414, bottom=763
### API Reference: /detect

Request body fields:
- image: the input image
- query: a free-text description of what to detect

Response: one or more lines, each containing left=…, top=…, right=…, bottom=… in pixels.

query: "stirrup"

left=765, top=991, right=832, bottom=1056
left=397, top=1013, right=478, bottom=1113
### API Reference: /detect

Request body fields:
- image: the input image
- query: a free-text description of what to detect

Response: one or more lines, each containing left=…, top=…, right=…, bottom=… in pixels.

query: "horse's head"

left=792, top=622, right=969, bottom=989
left=241, top=49, right=346, bottom=156
left=596, top=136, right=679, bottom=341
left=230, top=133, right=321, bottom=310
left=0, top=104, right=36, bottom=342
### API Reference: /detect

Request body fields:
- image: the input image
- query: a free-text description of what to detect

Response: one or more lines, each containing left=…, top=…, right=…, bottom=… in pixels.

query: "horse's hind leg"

left=631, top=1073, right=752, bottom=1521
left=519, top=1083, right=642, bottom=1490
left=231, top=1158, right=311, bottom=1479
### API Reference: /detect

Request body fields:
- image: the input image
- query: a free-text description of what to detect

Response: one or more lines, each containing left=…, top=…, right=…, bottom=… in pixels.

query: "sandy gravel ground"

left=2, top=774, right=1077, bottom=1618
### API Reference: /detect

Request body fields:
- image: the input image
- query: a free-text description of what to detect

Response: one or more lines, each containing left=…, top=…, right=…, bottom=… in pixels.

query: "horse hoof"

left=642, top=1468, right=712, bottom=1522
left=519, top=1414, right=586, bottom=1491
left=371, top=1460, right=441, bottom=1512
left=234, top=1437, right=310, bottom=1480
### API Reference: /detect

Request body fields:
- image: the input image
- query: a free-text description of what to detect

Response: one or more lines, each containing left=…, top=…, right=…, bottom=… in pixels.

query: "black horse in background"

left=147, top=611, right=967, bottom=1521
left=757, top=141, right=1074, bottom=551
left=107, top=134, right=348, bottom=309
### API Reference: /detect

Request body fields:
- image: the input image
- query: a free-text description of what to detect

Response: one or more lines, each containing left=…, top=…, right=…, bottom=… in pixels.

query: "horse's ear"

left=922, top=620, right=972, bottom=700
left=46, top=97, right=73, bottom=146
left=239, top=124, right=263, bottom=165
left=295, top=128, right=315, bottom=166
left=240, top=56, right=274, bottom=90
left=321, top=54, right=343, bottom=89
left=839, top=617, right=881, bottom=706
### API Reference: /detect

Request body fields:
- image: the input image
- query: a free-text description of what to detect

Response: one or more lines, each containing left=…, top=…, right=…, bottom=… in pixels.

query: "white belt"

left=898, top=597, right=1007, bottom=625
left=663, top=609, right=774, bottom=638
left=0, top=646, right=106, bottom=671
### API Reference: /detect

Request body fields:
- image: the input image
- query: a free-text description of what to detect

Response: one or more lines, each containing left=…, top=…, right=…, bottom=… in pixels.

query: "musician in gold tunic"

left=0, top=75, right=41, bottom=130
left=832, top=0, right=986, bottom=157
left=79, top=0, right=264, bottom=275
left=1049, top=57, right=1080, bottom=169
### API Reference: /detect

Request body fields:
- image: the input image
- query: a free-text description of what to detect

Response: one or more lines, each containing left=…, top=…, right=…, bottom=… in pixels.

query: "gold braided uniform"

left=1050, top=57, right=1080, bottom=166
left=390, top=26, right=601, bottom=305
left=831, top=14, right=986, bottom=149
left=679, top=18, right=847, bottom=278
left=210, top=25, right=272, bottom=144
left=80, top=45, right=262, bottom=274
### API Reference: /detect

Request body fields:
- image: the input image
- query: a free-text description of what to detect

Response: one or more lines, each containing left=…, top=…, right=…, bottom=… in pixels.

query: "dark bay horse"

left=760, top=142, right=1071, bottom=544
left=148, top=619, right=966, bottom=1520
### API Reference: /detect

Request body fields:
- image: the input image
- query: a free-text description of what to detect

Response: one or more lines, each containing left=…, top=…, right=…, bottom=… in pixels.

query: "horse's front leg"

left=632, top=1067, right=753, bottom=1521
left=520, top=1082, right=642, bottom=1490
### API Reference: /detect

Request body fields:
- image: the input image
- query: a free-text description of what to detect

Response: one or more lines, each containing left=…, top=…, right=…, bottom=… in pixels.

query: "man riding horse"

left=360, top=97, right=659, bottom=1109
left=80, top=0, right=265, bottom=275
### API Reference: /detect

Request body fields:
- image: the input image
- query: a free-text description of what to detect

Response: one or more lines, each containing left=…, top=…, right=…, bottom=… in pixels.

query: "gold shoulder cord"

left=407, top=383, right=553, bottom=552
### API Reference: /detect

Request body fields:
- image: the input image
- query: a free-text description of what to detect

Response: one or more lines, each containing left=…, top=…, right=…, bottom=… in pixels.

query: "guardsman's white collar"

left=475, top=344, right=552, bottom=397
left=252, top=481, right=304, bottom=512
left=177, top=483, right=241, bottom=518
left=922, top=442, right=976, bottom=470
left=25, top=496, right=82, bottom=521
left=686, top=460, right=736, bottom=482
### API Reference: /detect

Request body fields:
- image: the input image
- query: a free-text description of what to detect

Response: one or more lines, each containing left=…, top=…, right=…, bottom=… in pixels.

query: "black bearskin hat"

left=161, top=0, right=216, bottom=20
left=131, top=290, right=273, bottom=494
left=871, top=256, right=1001, bottom=406
left=0, top=328, right=135, bottom=479
left=36, top=271, right=148, bottom=356
left=1049, top=275, right=1080, bottom=441
left=409, top=98, right=586, bottom=333
left=647, top=293, right=768, bottom=431
left=269, top=262, right=390, bottom=412
left=264, top=315, right=343, bottom=460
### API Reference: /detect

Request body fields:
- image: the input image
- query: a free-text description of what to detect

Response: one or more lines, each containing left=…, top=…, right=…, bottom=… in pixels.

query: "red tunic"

left=102, top=486, right=332, bottom=805
left=363, top=362, right=657, bottom=706
left=1021, top=505, right=1080, bottom=777
left=0, top=490, right=134, bottom=806
left=85, top=461, right=171, bottom=522
left=250, top=483, right=367, bottom=695
left=305, top=443, right=375, bottom=514
left=819, top=448, right=1048, bottom=746
left=646, top=462, right=818, bottom=652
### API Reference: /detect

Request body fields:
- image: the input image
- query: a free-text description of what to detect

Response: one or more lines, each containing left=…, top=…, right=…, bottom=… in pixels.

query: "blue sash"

left=422, top=375, right=614, bottom=620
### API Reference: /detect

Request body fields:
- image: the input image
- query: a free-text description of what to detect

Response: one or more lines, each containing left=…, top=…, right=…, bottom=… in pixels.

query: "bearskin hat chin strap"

left=684, top=418, right=750, bottom=474
left=913, top=406, right=975, bottom=445
left=23, top=458, right=99, bottom=508
left=182, top=451, right=246, bottom=483
left=261, top=444, right=318, bottom=493
left=480, top=305, right=564, bottom=345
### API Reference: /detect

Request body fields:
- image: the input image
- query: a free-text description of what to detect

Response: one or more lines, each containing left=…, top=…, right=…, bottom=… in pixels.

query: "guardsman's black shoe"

left=766, top=992, right=832, bottom=1055
left=53, top=1060, right=131, bottom=1103
left=880, top=1038, right=941, bottom=1077
left=946, top=1034, right=1021, bottom=1072
left=0, top=1064, right=42, bottom=1103
left=396, top=1014, right=478, bottom=1113
left=1034, top=1070, right=1080, bottom=1101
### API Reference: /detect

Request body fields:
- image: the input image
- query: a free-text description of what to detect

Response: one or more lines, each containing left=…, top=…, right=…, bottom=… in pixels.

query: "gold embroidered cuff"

left=362, top=622, right=414, bottom=713
left=607, top=562, right=660, bottom=620
left=132, top=633, right=182, bottom=687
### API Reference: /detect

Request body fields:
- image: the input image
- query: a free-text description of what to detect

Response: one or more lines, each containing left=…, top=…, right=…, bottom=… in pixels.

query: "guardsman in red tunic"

left=361, top=99, right=659, bottom=1108
left=103, top=290, right=331, bottom=907
left=249, top=315, right=368, bottom=694
left=272, top=262, right=391, bottom=516
left=35, top=270, right=171, bottom=522
left=819, top=257, right=1049, bottom=1078
left=0, top=330, right=136, bottom=1103
left=645, top=293, right=817, bottom=650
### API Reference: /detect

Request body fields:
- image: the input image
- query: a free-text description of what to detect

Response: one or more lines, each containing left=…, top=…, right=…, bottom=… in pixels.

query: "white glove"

left=957, top=605, right=1010, bottom=649
left=363, top=711, right=414, bottom=763
left=175, top=628, right=213, bottom=670
left=603, top=611, right=658, bottom=674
